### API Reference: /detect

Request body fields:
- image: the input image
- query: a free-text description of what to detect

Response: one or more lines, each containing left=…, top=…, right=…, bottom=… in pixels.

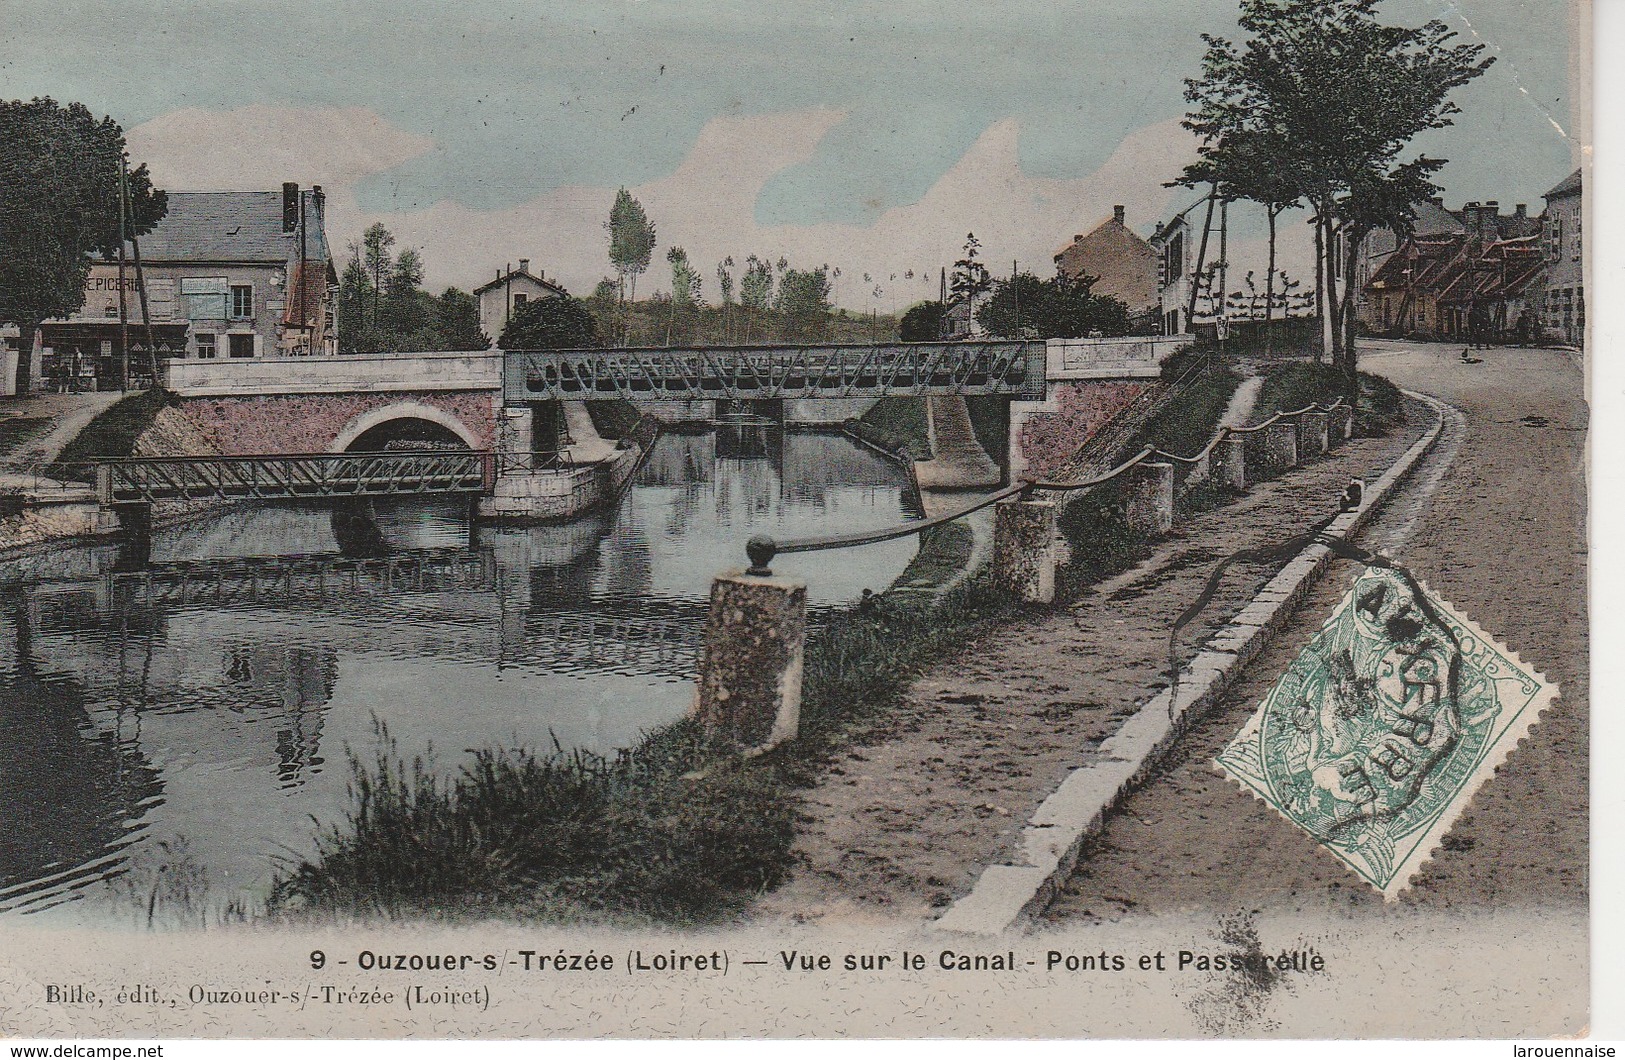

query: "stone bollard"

left=1298, top=411, right=1330, bottom=460
left=1213, top=435, right=1247, bottom=492
left=694, top=571, right=808, bottom=751
left=993, top=498, right=1058, bottom=604
left=1264, top=420, right=1299, bottom=473
left=1123, top=461, right=1175, bottom=536
left=1332, top=404, right=1356, bottom=445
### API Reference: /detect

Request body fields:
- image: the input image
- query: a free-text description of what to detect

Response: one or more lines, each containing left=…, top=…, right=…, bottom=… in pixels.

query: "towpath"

left=755, top=368, right=1434, bottom=925
left=1045, top=339, right=1586, bottom=920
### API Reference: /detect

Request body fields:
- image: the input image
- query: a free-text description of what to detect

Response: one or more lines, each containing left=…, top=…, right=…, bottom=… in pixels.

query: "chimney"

left=1113, top=205, right=1126, bottom=225
left=1431, top=196, right=1445, bottom=207
left=518, top=258, right=531, bottom=275
left=282, top=182, right=299, bottom=233
left=1515, top=204, right=1527, bottom=219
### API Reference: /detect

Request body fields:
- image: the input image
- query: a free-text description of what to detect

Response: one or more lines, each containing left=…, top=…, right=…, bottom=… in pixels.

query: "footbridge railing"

left=94, top=450, right=497, bottom=504
left=693, top=394, right=1354, bottom=752
left=504, top=341, right=1047, bottom=403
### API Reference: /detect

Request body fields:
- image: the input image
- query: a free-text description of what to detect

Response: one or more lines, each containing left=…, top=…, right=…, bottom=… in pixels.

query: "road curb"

left=931, top=390, right=1451, bottom=936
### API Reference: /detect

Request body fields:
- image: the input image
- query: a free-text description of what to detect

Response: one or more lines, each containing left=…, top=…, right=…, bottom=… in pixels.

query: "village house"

left=36, top=183, right=337, bottom=391
left=1363, top=204, right=1547, bottom=344
left=1361, top=197, right=1557, bottom=344
left=1148, top=203, right=1201, bottom=336
left=1539, top=169, right=1583, bottom=346
left=1053, top=206, right=1159, bottom=330
left=475, top=259, right=567, bottom=347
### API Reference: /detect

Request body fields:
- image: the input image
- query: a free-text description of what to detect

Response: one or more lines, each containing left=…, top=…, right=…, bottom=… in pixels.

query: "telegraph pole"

left=117, top=157, right=130, bottom=392
left=124, top=155, right=158, bottom=385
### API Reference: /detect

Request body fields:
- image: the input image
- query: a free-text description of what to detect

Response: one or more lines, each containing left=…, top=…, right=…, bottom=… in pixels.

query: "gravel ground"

left=755, top=381, right=1433, bottom=925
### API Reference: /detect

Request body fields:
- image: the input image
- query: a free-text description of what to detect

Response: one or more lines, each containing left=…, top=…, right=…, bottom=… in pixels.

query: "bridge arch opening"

left=331, top=402, right=482, bottom=453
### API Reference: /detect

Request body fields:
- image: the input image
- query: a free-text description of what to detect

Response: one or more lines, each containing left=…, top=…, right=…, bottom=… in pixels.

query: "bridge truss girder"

left=97, top=451, right=495, bottom=504
left=503, top=341, right=1046, bottom=404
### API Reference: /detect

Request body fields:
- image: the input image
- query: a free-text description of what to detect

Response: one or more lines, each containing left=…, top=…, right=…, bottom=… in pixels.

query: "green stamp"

left=1215, top=566, right=1556, bottom=899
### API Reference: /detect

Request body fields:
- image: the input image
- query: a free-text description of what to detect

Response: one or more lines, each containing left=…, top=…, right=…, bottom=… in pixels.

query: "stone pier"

left=1263, top=421, right=1299, bottom=473
left=1213, top=435, right=1247, bottom=491
left=1332, top=404, right=1356, bottom=444
left=694, top=572, right=808, bottom=751
left=1123, top=461, right=1174, bottom=536
left=993, top=498, right=1059, bottom=604
left=1298, top=411, right=1330, bottom=459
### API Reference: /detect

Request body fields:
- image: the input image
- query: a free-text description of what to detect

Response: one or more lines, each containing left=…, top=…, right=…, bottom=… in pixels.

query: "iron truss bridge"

left=503, top=341, right=1047, bottom=403
left=96, top=450, right=496, bottom=504
left=104, top=550, right=499, bottom=609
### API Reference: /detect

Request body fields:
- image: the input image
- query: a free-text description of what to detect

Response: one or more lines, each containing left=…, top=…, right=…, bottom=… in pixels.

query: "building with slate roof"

left=1539, top=168, right=1583, bottom=346
left=37, top=183, right=337, bottom=391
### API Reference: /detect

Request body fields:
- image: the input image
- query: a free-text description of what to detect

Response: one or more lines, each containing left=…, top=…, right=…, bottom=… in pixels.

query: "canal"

left=0, top=428, right=922, bottom=925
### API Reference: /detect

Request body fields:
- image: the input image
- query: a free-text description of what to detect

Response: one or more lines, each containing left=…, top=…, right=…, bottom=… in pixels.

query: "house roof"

left=474, top=267, right=568, bottom=297
left=122, top=191, right=330, bottom=264
left=1053, top=214, right=1154, bottom=259
left=1544, top=168, right=1582, bottom=200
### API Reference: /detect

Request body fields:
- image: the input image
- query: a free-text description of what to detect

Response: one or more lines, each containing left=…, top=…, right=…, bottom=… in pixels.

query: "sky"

left=1, top=0, right=1587, bottom=308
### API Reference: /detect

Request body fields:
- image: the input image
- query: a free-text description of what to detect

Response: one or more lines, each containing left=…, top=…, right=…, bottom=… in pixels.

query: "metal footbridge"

left=504, top=340, right=1046, bottom=403
left=94, top=450, right=495, bottom=504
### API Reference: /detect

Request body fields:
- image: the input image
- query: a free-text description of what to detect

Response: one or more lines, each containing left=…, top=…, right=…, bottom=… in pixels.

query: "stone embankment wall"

left=0, top=503, right=118, bottom=554
left=1010, top=380, right=1152, bottom=480
left=163, top=392, right=497, bottom=454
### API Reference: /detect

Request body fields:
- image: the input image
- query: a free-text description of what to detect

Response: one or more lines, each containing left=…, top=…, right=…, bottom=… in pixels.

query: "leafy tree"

left=663, top=246, right=703, bottom=343
left=899, top=300, right=946, bottom=342
left=0, top=97, right=167, bottom=391
left=774, top=264, right=833, bottom=341
left=949, top=233, right=992, bottom=330
left=499, top=295, right=601, bottom=350
left=607, top=188, right=655, bottom=341
left=1181, top=0, right=1490, bottom=384
left=715, top=256, right=735, bottom=342
left=435, top=287, right=489, bottom=349
left=976, top=272, right=1130, bottom=339
left=739, top=254, right=774, bottom=343
left=361, top=223, right=396, bottom=329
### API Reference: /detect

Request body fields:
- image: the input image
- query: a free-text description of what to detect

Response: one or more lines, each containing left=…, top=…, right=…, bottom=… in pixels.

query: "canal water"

left=0, top=429, right=920, bottom=925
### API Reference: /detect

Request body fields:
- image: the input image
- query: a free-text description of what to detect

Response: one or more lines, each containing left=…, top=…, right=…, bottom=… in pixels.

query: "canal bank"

left=0, top=427, right=925, bottom=924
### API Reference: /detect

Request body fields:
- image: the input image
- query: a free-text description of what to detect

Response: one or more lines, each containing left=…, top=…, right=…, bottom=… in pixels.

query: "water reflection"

left=0, top=429, right=919, bottom=922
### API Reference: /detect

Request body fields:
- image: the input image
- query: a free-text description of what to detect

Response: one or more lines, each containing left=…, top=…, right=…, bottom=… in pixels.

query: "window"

left=1164, top=234, right=1184, bottom=282
left=228, top=333, right=255, bottom=358
left=513, top=293, right=528, bottom=307
left=196, top=333, right=216, bottom=359
left=230, top=284, right=253, bottom=318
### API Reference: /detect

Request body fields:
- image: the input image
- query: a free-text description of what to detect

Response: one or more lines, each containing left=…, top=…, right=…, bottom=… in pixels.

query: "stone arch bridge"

left=136, top=338, right=1185, bottom=518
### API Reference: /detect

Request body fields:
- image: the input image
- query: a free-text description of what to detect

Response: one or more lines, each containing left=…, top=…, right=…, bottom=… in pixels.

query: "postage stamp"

left=1215, top=566, right=1557, bottom=899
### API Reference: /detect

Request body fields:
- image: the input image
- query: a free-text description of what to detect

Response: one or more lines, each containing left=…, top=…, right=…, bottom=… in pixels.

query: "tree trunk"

left=14, top=322, right=39, bottom=395
left=1324, top=215, right=1344, bottom=366
left=1265, top=207, right=1278, bottom=355
left=1187, top=187, right=1217, bottom=328
left=1314, top=214, right=1329, bottom=363
left=1340, top=234, right=1364, bottom=399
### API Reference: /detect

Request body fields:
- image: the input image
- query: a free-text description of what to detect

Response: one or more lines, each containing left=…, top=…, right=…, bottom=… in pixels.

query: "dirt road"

left=756, top=376, right=1434, bottom=924
left=1046, top=340, right=1587, bottom=920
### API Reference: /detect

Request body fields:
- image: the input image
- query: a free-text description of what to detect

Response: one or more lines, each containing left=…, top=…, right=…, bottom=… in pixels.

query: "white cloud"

left=127, top=105, right=435, bottom=193
left=126, top=102, right=1313, bottom=310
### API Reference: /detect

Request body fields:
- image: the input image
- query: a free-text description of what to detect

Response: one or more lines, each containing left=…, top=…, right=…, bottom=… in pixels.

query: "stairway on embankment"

left=913, top=395, right=1000, bottom=490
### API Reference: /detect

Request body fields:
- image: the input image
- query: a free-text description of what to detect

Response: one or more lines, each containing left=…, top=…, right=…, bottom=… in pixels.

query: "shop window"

left=230, top=284, right=253, bottom=319
left=228, top=334, right=255, bottom=358
left=197, top=333, right=216, bottom=359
